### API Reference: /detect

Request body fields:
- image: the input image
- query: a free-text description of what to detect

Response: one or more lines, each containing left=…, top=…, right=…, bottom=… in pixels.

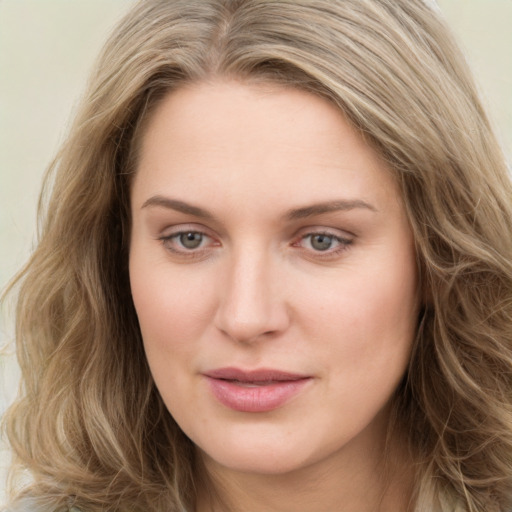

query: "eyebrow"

left=141, top=196, right=215, bottom=219
left=285, top=199, right=377, bottom=220
left=141, top=195, right=377, bottom=220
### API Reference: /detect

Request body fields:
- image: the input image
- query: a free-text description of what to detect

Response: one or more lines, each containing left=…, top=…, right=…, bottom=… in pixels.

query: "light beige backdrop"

left=1, top=0, right=511, bottom=504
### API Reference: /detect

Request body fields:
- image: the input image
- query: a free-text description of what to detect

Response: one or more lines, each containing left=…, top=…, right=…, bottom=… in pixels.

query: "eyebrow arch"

left=285, top=199, right=377, bottom=220
left=141, top=195, right=377, bottom=221
left=141, top=196, right=215, bottom=219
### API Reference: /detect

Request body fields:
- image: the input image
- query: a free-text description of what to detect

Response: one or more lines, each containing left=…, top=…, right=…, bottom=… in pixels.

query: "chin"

left=193, top=423, right=349, bottom=478
left=201, top=444, right=315, bottom=477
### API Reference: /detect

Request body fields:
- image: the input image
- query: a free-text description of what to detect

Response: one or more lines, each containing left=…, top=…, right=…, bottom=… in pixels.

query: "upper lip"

left=204, top=367, right=310, bottom=382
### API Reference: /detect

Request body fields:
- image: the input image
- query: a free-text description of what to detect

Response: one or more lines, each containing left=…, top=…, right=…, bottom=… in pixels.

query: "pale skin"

left=129, top=79, right=420, bottom=511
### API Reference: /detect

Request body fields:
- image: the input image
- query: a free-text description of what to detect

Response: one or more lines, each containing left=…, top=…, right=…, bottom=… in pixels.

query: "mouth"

left=203, top=367, right=312, bottom=412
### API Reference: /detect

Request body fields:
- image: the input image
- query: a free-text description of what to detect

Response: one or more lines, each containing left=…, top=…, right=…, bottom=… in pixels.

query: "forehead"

left=132, top=79, right=402, bottom=216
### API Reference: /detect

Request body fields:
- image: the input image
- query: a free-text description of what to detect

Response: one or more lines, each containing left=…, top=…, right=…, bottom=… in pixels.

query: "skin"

left=129, top=79, right=420, bottom=512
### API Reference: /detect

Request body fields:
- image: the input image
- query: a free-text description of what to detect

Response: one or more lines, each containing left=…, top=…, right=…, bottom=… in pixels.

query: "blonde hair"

left=3, top=1, right=512, bottom=511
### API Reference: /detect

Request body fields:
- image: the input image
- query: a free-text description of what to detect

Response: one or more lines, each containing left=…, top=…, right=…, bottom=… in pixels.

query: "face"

left=129, top=80, right=419, bottom=478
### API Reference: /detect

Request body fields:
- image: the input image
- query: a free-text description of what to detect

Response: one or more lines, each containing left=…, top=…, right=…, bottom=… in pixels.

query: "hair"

left=3, top=0, right=512, bottom=511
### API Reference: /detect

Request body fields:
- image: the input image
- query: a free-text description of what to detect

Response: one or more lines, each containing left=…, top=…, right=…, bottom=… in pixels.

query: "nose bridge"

left=215, top=242, right=287, bottom=343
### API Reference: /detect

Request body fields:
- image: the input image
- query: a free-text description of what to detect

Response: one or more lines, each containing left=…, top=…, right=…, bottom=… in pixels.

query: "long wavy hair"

left=3, top=1, right=512, bottom=511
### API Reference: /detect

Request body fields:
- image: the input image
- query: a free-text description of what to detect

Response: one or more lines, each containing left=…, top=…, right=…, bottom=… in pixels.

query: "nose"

left=214, top=249, right=290, bottom=344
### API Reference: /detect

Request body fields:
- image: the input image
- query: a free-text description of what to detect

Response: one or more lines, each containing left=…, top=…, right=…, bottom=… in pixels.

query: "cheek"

left=294, top=250, right=418, bottom=376
left=129, top=252, right=218, bottom=419
left=129, top=248, right=217, bottom=358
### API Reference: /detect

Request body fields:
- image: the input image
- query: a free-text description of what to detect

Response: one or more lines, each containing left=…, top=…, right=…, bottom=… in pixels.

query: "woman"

left=3, top=0, right=512, bottom=511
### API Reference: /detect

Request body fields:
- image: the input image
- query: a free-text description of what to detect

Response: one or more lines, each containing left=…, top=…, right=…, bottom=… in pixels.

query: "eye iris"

left=311, top=234, right=333, bottom=251
left=179, top=232, right=203, bottom=249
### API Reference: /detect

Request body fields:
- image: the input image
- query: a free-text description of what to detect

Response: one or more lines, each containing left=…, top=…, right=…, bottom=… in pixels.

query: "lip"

left=203, top=367, right=312, bottom=413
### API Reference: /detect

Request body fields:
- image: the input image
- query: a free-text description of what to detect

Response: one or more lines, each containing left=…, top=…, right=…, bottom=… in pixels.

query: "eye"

left=294, top=230, right=353, bottom=256
left=158, top=228, right=218, bottom=258
left=307, top=234, right=338, bottom=251
left=178, top=231, right=205, bottom=250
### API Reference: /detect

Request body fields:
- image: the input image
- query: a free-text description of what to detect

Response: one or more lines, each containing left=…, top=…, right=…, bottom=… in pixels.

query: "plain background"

left=1, top=0, right=511, bottom=503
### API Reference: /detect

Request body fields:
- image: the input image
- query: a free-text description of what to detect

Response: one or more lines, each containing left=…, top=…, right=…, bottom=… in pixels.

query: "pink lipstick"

left=204, top=367, right=311, bottom=412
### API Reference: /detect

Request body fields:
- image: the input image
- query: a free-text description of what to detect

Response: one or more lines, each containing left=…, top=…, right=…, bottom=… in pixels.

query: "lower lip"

left=205, top=377, right=311, bottom=413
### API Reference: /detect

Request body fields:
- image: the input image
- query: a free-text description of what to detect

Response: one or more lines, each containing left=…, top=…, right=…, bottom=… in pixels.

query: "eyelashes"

left=296, top=232, right=353, bottom=254
left=158, top=226, right=354, bottom=261
left=158, top=229, right=218, bottom=260
left=168, top=231, right=210, bottom=250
